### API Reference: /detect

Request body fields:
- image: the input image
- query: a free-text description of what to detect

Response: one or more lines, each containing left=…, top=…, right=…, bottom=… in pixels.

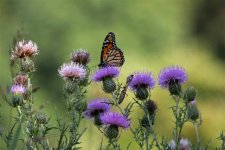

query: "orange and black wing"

left=98, top=32, right=125, bottom=67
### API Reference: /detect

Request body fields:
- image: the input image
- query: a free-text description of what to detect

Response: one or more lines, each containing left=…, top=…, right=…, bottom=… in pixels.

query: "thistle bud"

left=11, top=96, right=23, bottom=107
left=75, top=101, right=87, bottom=112
left=105, top=125, right=119, bottom=139
left=187, top=101, right=199, bottom=121
left=93, top=115, right=103, bottom=126
left=79, top=66, right=90, bottom=86
left=141, top=116, right=151, bottom=128
left=141, top=114, right=155, bottom=128
left=168, top=80, right=182, bottom=96
left=35, top=112, right=48, bottom=124
left=103, top=77, right=116, bottom=93
left=64, top=81, right=77, bottom=94
left=135, top=86, right=149, bottom=100
left=184, top=86, right=197, bottom=102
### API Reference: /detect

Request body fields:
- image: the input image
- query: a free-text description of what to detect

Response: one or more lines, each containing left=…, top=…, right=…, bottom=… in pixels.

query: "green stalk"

left=194, top=123, right=201, bottom=150
left=174, top=96, right=180, bottom=150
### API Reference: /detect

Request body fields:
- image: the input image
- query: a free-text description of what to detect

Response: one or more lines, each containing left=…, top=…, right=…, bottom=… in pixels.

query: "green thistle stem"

left=194, top=123, right=201, bottom=150
left=146, top=113, right=160, bottom=150
left=150, top=126, right=160, bottom=150
left=65, top=84, right=87, bottom=149
left=174, top=95, right=181, bottom=150
left=145, top=130, right=149, bottom=150
left=17, top=106, right=22, bottom=123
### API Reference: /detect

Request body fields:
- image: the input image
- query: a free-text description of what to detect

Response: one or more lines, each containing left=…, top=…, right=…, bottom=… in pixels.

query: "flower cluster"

left=88, top=63, right=201, bottom=150
left=84, top=98, right=130, bottom=138
left=3, top=33, right=210, bottom=150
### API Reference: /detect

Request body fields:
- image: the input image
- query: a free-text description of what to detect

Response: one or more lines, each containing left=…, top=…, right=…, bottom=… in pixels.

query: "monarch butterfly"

left=98, top=32, right=125, bottom=68
left=118, top=75, right=133, bottom=104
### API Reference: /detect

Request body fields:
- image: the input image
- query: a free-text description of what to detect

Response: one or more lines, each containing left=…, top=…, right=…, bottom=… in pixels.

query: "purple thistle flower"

left=101, top=112, right=130, bottom=129
left=129, top=72, right=155, bottom=91
left=11, top=84, right=26, bottom=95
left=58, top=62, right=86, bottom=80
left=92, top=67, right=119, bottom=82
left=158, top=65, right=187, bottom=88
left=84, top=99, right=111, bottom=118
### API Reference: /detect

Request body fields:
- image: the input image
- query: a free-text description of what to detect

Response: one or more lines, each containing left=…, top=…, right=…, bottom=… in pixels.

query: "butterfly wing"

left=99, top=32, right=125, bottom=67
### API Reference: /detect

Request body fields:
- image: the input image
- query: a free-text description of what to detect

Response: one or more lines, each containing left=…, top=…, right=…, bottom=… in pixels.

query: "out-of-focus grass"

left=0, top=0, right=224, bottom=149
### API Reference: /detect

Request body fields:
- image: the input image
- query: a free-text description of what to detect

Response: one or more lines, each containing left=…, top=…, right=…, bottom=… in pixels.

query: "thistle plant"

left=0, top=32, right=224, bottom=150
left=57, top=49, right=90, bottom=149
left=128, top=71, right=160, bottom=150
left=158, top=66, right=202, bottom=150
left=0, top=38, right=53, bottom=149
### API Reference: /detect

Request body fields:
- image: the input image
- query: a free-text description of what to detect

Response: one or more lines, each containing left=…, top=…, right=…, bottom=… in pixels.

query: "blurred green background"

left=0, top=0, right=225, bottom=149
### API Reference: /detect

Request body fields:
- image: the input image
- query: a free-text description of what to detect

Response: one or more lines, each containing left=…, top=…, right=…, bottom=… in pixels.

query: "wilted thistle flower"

left=13, top=74, right=28, bottom=85
left=158, top=66, right=187, bottom=95
left=11, top=40, right=38, bottom=59
left=129, top=72, right=155, bottom=100
left=169, top=138, right=191, bottom=150
left=70, top=49, right=91, bottom=86
left=100, top=112, right=130, bottom=139
left=11, top=84, right=26, bottom=95
left=144, top=99, right=157, bottom=115
left=92, top=67, right=119, bottom=93
left=187, top=100, right=199, bottom=121
left=71, top=49, right=90, bottom=66
left=84, top=99, right=111, bottom=126
left=58, top=62, right=86, bottom=80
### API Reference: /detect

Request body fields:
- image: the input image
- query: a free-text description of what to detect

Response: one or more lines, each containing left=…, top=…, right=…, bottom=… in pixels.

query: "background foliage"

left=0, top=0, right=225, bottom=149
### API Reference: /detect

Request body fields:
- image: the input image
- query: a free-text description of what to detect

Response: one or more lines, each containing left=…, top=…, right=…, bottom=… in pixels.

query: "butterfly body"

left=98, top=32, right=125, bottom=68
